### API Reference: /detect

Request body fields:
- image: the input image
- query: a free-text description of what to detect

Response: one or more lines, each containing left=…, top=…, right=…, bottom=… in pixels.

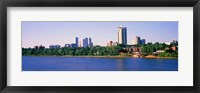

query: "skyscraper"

left=133, top=36, right=146, bottom=45
left=74, top=37, right=78, bottom=48
left=79, top=41, right=82, bottom=47
left=141, top=39, right=146, bottom=44
left=133, top=36, right=141, bottom=45
left=82, top=38, right=88, bottom=48
left=88, top=38, right=93, bottom=47
left=118, top=25, right=127, bottom=45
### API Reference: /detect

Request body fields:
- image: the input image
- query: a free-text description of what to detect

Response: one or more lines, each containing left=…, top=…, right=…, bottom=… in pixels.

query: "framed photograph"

left=0, top=0, right=200, bottom=93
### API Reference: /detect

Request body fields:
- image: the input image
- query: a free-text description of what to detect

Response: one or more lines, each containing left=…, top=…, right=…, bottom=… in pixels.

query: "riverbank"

left=23, top=55, right=177, bottom=59
left=143, top=55, right=177, bottom=59
left=64, top=55, right=135, bottom=58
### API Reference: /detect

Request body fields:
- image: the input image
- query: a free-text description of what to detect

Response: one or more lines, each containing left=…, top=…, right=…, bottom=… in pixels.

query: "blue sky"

left=22, top=21, right=178, bottom=48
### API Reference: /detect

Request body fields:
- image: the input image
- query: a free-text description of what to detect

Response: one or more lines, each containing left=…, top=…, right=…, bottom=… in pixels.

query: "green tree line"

left=22, top=43, right=178, bottom=57
left=141, top=42, right=178, bottom=57
left=22, top=45, right=124, bottom=56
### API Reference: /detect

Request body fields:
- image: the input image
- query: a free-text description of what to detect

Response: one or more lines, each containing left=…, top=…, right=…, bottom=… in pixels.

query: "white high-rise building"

left=118, top=25, right=127, bottom=45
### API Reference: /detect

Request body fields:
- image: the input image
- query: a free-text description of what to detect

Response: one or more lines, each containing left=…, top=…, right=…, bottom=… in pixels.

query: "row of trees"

left=141, top=42, right=167, bottom=54
left=22, top=45, right=124, bottom=56
left=158, top=51, right=178, bottom=57
left=22, top=42, right=178, bottom=57
left=140, top=42, right=178, bottom=57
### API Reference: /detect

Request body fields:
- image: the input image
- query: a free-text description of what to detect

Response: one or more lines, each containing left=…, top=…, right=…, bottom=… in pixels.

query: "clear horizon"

left=22, top=21, right=178, bottom=48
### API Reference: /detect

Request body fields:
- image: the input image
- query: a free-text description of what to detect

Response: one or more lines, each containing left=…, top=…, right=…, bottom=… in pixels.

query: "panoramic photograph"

left=22, top=21, right=178, bottom=71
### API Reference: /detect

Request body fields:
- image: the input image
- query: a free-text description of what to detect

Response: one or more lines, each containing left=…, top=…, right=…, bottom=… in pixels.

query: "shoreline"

left=23, top=55, right=178, bottom=59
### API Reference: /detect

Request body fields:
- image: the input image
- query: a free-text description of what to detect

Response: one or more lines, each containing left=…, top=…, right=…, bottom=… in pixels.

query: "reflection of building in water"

left=116, top=59, right=125, bottom=71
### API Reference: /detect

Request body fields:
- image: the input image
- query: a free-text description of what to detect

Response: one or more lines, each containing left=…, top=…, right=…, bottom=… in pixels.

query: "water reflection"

left=116, top=58, right=125, bottom=71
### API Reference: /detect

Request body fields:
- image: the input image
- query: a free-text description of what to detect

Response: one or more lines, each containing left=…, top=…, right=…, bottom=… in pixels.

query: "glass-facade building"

left=118, top=26, right=127, bottom=45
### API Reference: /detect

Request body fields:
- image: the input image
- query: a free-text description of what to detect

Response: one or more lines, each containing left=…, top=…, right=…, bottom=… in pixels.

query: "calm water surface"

left=22, top=56, right=178, bottom=71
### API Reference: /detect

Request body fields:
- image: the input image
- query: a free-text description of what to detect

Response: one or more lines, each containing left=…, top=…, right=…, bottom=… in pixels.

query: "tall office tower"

left=133, top=36, right=141, bottom=45
left=83, top=38, right=88, bottom=48
left=88, top=38, right=93, bottom=47
left=82, top=39, right=85, bottom=48
left=85, top=38, right=88, bottom=47
left=79, top=41, right=82, bottom=47
left=118, top=25, right=127, bottom=45
left=141, top=39, right=146, bottom=45
left=91, top=43, right=93, bottom=47
left=74, top=37, right=78, bottom=48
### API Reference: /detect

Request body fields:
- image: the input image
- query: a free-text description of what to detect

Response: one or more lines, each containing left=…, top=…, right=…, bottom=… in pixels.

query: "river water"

left=22, top=56, right=178, bottom=71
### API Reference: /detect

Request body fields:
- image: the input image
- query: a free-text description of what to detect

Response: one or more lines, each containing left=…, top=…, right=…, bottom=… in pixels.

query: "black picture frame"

left=0, top=0, right=200, bottom=93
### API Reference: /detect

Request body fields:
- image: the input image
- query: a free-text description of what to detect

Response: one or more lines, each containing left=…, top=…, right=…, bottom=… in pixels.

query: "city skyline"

left=22, top=21, right=178, bottom=48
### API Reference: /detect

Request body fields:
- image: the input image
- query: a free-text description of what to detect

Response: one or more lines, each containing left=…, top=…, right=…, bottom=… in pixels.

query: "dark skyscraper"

left=88, top=38, right=93, bottom=47
left=82, top=38, right=88, bottom=48
left=74, top=37, right=78, bottom=47
left=141, top=39, right=146, bottom=44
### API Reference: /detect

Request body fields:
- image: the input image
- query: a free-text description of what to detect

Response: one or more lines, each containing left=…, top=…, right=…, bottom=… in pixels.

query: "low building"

left=39, top=45, right=45, bottom=49
left=171, top=46, right=177, bottom=51
left=34, top=46, right=39, bottom=49
left=165, top=42, right=171, bottom=45
left=125, top=47, right=142, bottom=53
left=71, top=43, right=76, bottom=48
left=34, top=45, right=45, bottom=49
left=171, top=40, right=178, bottom=46
left=153, top=50, right=165, bottom=55
left=109, top=41, right=113, bottom=46
left=49, top=45, right=61, bottom=49
left=64, top=44, right=71, bottom=48
left=106, top=41, right=113, bottom=47
left=165, top=40, right=178, bottom=46
left=165, top=47, right=170, bottom=50
left=132, top=47, right=142, bottom=52
left=112, top=42, right=118, bottom=46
